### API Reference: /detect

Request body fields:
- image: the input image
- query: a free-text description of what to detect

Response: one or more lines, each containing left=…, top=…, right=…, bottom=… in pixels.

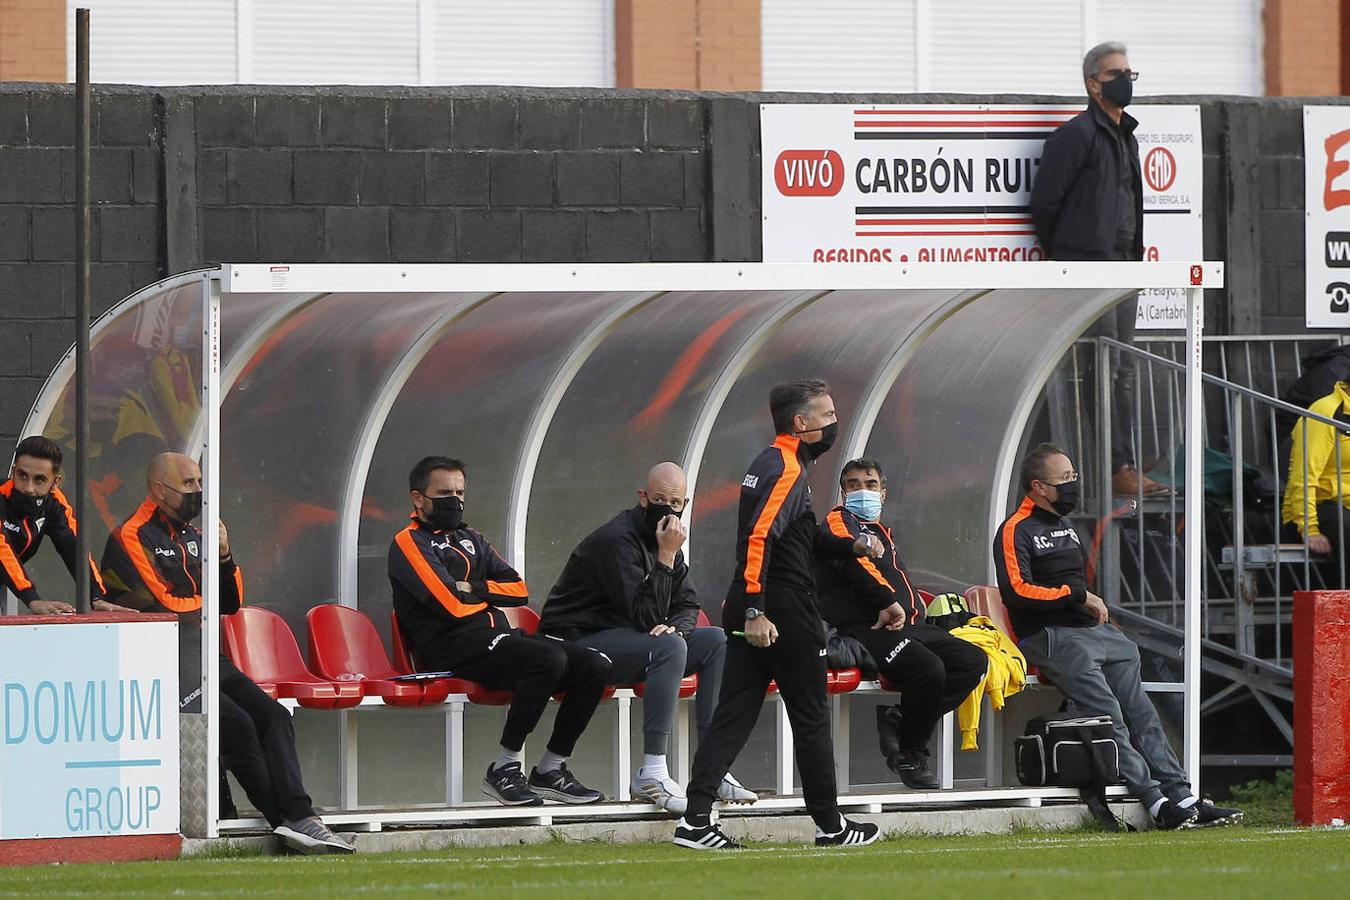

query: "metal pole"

left=1183, top=286, right=1204, bottom=791
left=203, top=274, right=222, bottom=837
left=74, top=9, right=92, bottom=613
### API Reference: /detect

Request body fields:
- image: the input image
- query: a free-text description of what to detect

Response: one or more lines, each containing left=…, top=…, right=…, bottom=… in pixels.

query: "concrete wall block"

left=28, top=318, right=74, bottom=375
left=1278, top=156, right=1305, bottom=210
left=99, top=205, right=158, bottom=262
left=522, top=209, right=584, bottom=261
left=198, top=149, right=227, bottom=205
left=255, top=96, right=321, bottom=147
left=683, top=150, right=706, bottom=207
left=0, top=326, right=28, bottom=376
left=0, top=148, right=61, bottom=202
left=1259, top=157, right=1279, bottom=211
left=581, top=100, right=645, bottom=149
left=0, top=377, right=45, bottom=429
left=1260, top=209, right=1303, bottom=265
left=1279, top=263, right=1307, bottom=316
left=425, top=152, right=489, bottom=205
left=556, top=151, right=619, bottom=205
left=0, top=262, right=69, bottom=317
left=585, top=209, right=649, bottom=261
left=294, top=150, right=360, bottom=204
left=257, top=207, right=325, bottom=262
left=27, top=92, right=76, bottom=146
left=131, top=147, right=159, bottom=204
left=390, top=207, right=456, bottom=261
left=360, top=151, right=425, bottom=205
left=452, top=98, right=515, bottom=150
left=388, top=99, right=451, bottom=150
left=226, top=148, right=293, bottom=205
left=195, top=95, right=254, bottom=148
left=202, top=207, right=257, bottom=262
left=98, top=94, right=156, bottom=147
left=31, top=206, right=75, bottom=261
left=1257, top=105, right=1302, bottom=158
left=517, top=99, right=581, bottom=150
left=0, top=94, right=27, bottom=145
left=325, top=206, right=390, bottom=262
left=91, top=147, right=134, bottom=205
left=321, top=96, right=386, bottom=149
left=650, top=208, right=706, bottom=261
left=91, top=262, right=133, bottom=315
left=0, top=207, right=29, bottom=260
left=456, top=208, right=521, bottom=261
left=620, top=150, right=683, bottom=206
left=489, top=151, right=554, bottom=207
left=647, top=100, right=703, bottom=149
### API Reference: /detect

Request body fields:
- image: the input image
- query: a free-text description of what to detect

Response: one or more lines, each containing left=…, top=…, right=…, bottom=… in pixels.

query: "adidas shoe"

left=482, top=761, right=543, bottom=806
left=528, top=764, right=604, bottom=804
left=632, top=771, right=688, bottom=814
left=1191, top=799, right=1243, bottom=827
left=717, top=772, right=758, bottom=804
left=673, top=816, right=744, bottom=850
left=1153, top=799, right=1199, bottom=830
left=815, top=816, right=881, bottom=848
left=274, top=816, right=355, bottom=855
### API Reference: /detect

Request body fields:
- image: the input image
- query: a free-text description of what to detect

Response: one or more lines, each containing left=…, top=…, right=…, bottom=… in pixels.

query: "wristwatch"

left=744, top=607, right=764, bottom=621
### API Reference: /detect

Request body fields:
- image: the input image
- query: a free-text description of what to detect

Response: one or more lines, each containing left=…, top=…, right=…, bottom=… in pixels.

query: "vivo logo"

left=774, top=150, right=844, bottom=197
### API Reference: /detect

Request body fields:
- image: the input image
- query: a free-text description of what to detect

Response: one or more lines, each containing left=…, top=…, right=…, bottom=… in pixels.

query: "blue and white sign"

left=0, top=620, right=179, bottom=840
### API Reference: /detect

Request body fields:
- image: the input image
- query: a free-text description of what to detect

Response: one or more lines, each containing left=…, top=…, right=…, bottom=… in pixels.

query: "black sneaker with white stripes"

left=527, top=764, right=604, bottom=804
left=673, top=816, right=745, bottom=850
left=815, top=816, right=881, bottom=848
left=482, top=762, right=544, bottom=806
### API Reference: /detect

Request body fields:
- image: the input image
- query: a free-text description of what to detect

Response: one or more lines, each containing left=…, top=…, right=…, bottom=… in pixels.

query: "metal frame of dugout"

left=18, top=261, right=1221, bottom=837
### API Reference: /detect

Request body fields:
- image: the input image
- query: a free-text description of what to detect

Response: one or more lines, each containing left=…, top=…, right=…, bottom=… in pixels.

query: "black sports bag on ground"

left=1014, top=712, right=1120, bottom=788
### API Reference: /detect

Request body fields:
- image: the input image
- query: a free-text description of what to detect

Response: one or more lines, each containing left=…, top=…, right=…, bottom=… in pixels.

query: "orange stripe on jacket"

left=50, top=487, right=107, bottom=594
left=394, top=527, right=488, bottom=618
left=827, top=509, right=894, bottom=593
left=486, top=580, right=529, bottom=598
left=0, top=533, right=33, bottom=592
left=119, top=499, right=200, bottom=613
left=1000, top=497, right=1071, bottom=602
left=742, top=438, right=801, bottom=595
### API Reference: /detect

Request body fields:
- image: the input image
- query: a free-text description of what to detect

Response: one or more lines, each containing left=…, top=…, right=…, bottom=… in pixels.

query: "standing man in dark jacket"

left=1029, top=41, right=1165, bottom=497
left=541, top=461, right=754, bottom=814
left=389, top=455, right=609, bottom=807
left=674, top=379, right=879, bottom=851
left=814, top=457, right=986, bottom=789
left=1, top=435, right=105, bottom=614
left=994, top=443, right=1240, bottom=830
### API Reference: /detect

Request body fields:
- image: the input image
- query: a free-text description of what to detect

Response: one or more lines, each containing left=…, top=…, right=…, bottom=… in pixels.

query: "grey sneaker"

left=274, top=816, right=355, bottom=854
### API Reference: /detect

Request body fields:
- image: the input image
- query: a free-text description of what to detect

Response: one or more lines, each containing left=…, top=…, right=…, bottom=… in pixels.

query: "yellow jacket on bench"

left=950, top=616, right=1027, bottom=751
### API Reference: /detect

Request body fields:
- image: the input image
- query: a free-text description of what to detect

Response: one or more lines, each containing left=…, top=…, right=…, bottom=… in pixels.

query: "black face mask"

left=425, top=495, right=464, bottom=531
left=1100, top=73, right=1132, bottom=108
left=175, top=490, right=203, bottom=523
left=1048, top=480, right=1079, bottom=517
left=8, top=490, right=47, bottom=519
left=798, top=421, right=838, bottom=460
left=643, top=501, right=678, bottom=537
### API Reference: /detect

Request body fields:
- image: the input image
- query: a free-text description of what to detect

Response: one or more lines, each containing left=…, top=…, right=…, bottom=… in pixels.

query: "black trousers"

left=219, top=656, right=314, bottom=827
left=448, top=633, right=611, bottom=756
left=847, top=623, right=988, bottom=753
left=1283, top=501, right=1350, bottom=574
left=686, top=586, right=839, bottom=829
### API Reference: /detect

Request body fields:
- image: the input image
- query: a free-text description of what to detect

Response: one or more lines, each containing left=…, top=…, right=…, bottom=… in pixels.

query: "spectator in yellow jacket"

left=1282, top=381, right=1350, bottom=559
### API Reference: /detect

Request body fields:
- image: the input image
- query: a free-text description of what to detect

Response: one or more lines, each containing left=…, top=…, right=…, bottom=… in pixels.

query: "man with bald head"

left=542, top=462, right=751, bottom=812
left=100, top=453, right=353, bottom=854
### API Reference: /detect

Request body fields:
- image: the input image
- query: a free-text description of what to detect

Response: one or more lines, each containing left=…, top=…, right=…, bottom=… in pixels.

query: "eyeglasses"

left=1096, top=68, right=1139, bottom=82
left=1044, top=472, right=1079, bottom=485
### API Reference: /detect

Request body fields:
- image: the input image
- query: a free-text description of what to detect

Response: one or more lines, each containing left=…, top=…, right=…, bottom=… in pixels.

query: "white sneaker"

left=717, top=772, right=758, bottom=804
left=632, top=772, right=688, bottom=814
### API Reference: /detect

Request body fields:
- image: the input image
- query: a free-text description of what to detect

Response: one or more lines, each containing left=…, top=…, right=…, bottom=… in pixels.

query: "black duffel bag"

left=1014, top=712, right=1120, bottom=788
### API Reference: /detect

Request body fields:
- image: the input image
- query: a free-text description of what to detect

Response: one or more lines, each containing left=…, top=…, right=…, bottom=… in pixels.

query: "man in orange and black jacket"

left=100, top=452, right=351, bottom=854
left=1, top=435, right=105, bottom=614
left=815, top=456, right=986, bottom=790
left=389, top=455, right=609, bottom=808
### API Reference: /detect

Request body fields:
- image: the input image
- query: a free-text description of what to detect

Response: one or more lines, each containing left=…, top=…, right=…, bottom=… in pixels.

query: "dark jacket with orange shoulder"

left=0, top=480, right=106, bottom=607
left=388, top=514, right=528, bottom=668
left=992, top=496, right=1095, bottom=636
left=814, top=506, right=925, bottom=630
left=100, top=498, right=243, bottom=624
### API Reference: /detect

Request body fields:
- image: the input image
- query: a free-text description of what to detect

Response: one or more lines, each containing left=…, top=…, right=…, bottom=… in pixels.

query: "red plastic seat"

left=964, top=584, right=1045, bottom=682
left=917, top=588, right=936, bottom=605
left=388, top=611, right=513, bottom=706
left=307, top=605, right=450, bottom=707
left=222, top=607, right=363, bottom=709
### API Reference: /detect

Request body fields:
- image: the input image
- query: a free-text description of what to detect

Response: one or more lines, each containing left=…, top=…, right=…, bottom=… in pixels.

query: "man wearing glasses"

left=994, top=444, right=1240, bottom=830
left=1030, top=41, right=1166, bottom=498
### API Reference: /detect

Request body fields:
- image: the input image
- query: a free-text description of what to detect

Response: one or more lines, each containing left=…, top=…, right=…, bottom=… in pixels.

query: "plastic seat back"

left=389, top=612, right=416, bottom=673
left=696, top=609, right=712, bottom=628
left=227, top=606, right=322, bottom=685
left=964, top=585, right=1015, bottom=637
left=502, top=605, right=540, bottom=634
left=308, top=604, right=399, bottom=680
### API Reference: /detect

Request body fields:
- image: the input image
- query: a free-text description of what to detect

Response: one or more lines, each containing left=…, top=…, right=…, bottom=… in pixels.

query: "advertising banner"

left=760, top=103, right=1204, bottom=329
left=0, top=620, right=179, bottom=840
left=1304, top=106, right=1350, bottom=328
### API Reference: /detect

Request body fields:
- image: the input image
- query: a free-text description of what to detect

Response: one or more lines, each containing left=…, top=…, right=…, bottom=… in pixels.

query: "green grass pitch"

left=2, top=826, right=1347, bottom=897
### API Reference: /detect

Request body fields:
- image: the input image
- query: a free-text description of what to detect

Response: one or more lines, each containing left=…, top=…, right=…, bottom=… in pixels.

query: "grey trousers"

left=1018, top=623, right=1191, bottom=808
left=577, top=626, right=727, bottom=756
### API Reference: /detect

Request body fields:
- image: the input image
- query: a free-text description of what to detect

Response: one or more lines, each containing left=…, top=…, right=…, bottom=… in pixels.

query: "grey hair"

left=1082, top=41, right=1127, bottom=81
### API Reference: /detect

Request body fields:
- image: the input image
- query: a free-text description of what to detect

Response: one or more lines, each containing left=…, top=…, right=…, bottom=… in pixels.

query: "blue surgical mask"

left=843, top=489, right=883, bottom=521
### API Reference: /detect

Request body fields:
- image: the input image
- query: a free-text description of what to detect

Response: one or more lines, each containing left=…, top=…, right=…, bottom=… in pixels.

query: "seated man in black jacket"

left=814, top=457, right=986, bottom=789
left=100, top=453, right=352, bottom=854
left=541, top=462, right=754, bottom=813
left=390, top=456, right=609, bottom=807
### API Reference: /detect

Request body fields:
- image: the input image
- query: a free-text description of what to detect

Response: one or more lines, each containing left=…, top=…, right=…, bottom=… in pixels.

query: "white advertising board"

left=0, top=620, right=179, bottom=840
left=1304, top=106, right=1350, bottom=328
left=760, top=103, right=1204, bottom=330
